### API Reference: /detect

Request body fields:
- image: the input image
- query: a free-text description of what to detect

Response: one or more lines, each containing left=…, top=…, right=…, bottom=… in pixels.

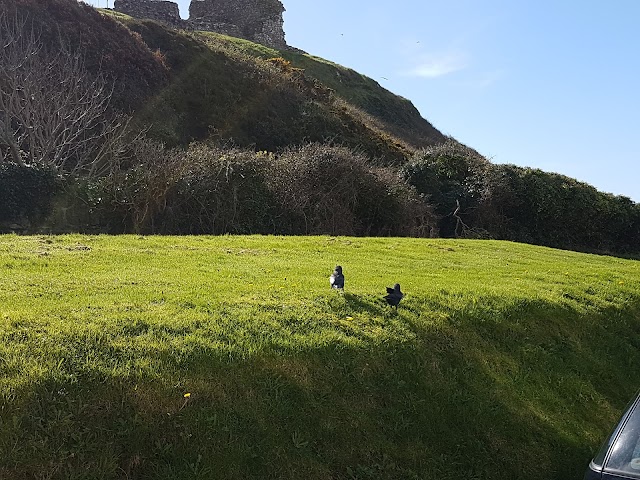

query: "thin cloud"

left=456, top=69, right=506, bottom=89
left=404, top=51, right=468, bottom=78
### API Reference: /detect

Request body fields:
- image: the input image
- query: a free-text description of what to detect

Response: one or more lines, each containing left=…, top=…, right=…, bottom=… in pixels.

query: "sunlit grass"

left=0, top=235, right=638, bottom=479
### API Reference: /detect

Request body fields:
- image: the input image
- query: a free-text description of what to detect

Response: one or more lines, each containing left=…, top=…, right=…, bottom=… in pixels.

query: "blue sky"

left=86, top=0, right=639, bottom=201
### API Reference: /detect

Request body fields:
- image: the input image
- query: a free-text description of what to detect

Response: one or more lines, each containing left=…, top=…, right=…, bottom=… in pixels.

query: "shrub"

left=471, top=164, right=640, bottom=254
left=0, top=163, right=58, bottom=231
left=371, top=167, right=439, bottom=237
left=401, top=139, right=490, bottom=237
left=268, top=143, right=435, bottom=236
left=83, top=141, right=435, bottom=236
left=85, top=138, right=185, bottom=234
left=86, top=141, right=278, bottom=234
left=401, top=142, right=640, bottom=253
left=169, top=145, right=278, bottom=234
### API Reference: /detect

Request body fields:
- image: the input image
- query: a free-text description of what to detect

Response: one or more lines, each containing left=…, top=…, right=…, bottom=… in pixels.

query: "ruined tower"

left=113, top=0, right=287, bottom=50
left=114, top=0, right=184, bottom=29
left=189, top=0, right=286, bottom=49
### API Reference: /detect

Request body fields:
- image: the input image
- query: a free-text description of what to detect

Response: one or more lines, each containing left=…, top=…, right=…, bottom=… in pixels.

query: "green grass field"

left=1, top=235, right=639, bottom=479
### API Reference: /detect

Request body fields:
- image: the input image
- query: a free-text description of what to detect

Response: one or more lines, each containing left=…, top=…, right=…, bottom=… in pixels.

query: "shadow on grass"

left=343, top=293, right=391, bottom=317
left=2, top=297, right=640, bottom=479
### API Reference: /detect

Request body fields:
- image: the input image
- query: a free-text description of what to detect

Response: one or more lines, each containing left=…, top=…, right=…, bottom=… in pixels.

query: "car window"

left=594, top=394, right=640, bottom=468
left=606, top=399, right=640, bottom=477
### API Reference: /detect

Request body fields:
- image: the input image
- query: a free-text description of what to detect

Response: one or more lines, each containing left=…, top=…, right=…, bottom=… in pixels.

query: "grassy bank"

left=0, top=235, right=639, bottom=479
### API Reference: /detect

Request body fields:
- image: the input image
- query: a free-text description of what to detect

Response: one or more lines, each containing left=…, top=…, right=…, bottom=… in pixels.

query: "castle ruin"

left=113, top=0, right=287, bottom=50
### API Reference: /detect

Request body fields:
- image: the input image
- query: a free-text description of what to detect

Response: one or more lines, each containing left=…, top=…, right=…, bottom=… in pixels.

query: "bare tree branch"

left=0, top=11, right=131, bottom=177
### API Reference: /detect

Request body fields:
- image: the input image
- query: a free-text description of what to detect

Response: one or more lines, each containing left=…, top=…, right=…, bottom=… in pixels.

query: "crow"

left=330, top=265, right=344, bottom=290
left=384, top=283, right=404, bottom=308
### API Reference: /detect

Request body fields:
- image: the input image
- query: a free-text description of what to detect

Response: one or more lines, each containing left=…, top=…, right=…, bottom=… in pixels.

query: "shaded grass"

left=0, top=235, right=639, bottom=479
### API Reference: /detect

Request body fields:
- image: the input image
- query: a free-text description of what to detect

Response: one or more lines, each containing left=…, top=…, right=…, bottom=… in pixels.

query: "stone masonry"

left=113, top=0, right=287, bottom=49
left=114, top=0, right=185, bottom=29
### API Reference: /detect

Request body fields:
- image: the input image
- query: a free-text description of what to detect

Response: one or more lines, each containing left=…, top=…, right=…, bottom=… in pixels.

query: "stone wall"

left=189, top=0, right=286, bottom=49
left=114, top=0, right=185, bottom=29
left=114, top=0, right=287, bottom=50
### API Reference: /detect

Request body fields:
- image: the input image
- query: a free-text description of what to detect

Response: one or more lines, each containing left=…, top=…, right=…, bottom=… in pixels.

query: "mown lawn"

left=0, top=234, right=639, bottom=479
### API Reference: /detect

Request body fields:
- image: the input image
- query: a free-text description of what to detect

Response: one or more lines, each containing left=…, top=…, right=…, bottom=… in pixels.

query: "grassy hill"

left=1, top=234, right=639, bottom=479
left=118, top=16, right=444, bottom=161
left=191, top=31, right=446, bottom=149
left=3, top=0, right=446, bottom=162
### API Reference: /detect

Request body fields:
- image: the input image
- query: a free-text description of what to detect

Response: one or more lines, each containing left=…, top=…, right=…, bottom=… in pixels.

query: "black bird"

left=384, top=283, right=404, bottom=308
left=330, top=265, right=344, bottom=290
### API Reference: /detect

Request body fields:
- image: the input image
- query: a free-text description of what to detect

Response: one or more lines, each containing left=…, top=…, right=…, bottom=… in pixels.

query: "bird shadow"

left=342, top=293, right=391, bottom=317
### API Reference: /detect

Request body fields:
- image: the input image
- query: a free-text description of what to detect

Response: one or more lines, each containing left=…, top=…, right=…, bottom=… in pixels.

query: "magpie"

left=330, top=265, right=344, bottom=290
left=384, top=283, right=404, bottom=308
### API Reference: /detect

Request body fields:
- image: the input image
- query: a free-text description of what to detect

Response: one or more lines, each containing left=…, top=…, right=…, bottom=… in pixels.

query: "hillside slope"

left=191, top=32, right=446, bottom=149
left=5, top=0, right=445, bottom=162
left=0, top=0, right=168, bottom=110
left=121, top=16, right=445, bottom=161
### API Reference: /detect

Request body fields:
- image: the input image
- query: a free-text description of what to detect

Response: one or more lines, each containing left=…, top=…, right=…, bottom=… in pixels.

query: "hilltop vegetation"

left=0, top=0, right=639, bottom=255
left=0, top=235, right=639, bottom=479
left=119, top=17, right=438, bottom=160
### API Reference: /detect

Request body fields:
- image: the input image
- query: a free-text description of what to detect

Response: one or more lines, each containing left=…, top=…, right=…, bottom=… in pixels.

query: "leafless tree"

left=0, top=11, right=130, bottom=177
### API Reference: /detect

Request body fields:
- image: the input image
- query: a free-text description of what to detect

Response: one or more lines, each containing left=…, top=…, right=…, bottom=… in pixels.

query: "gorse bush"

left=88, top=141, right=275, bottom=235
left=269, top=144, right=384, bottom=235
left=86, top=138, right=185, bottom=233
left=170, top=146, right=278, bottom=235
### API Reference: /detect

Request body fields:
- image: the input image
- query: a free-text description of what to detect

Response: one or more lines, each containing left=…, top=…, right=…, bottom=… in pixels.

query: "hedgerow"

left=81, top=142, right=434, bottom=237
left=402, top=140, right=640, bottom=254
left=0, top=163, right=58, bottom=231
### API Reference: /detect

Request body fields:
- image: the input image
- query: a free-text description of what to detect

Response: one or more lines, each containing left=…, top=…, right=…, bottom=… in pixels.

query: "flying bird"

left=384, top=283, right=404, bottom=308
left=330, top=265, right=344, bottom=290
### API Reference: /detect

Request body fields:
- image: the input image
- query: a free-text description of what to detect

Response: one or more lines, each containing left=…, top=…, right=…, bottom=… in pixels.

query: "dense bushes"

left=4, top=137, right=638, bottom=254
left=81, top=142, right=435, bottom=236
left=268, top=144, right=432, bottom=236
left=0, top=163, right=58, bottom=231
left=401, top=140, right=491, bottom=237
left=402, top=140, right=640, bottom=254
left=479, top=166, right=640, bottom=253
left=4, top=136, right=637, bottom=255
left=163, top=145, right=278, bottom=235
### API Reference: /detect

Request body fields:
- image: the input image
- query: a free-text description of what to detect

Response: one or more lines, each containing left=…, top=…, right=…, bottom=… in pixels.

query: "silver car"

left=585, top=391, right=640, bottom=479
